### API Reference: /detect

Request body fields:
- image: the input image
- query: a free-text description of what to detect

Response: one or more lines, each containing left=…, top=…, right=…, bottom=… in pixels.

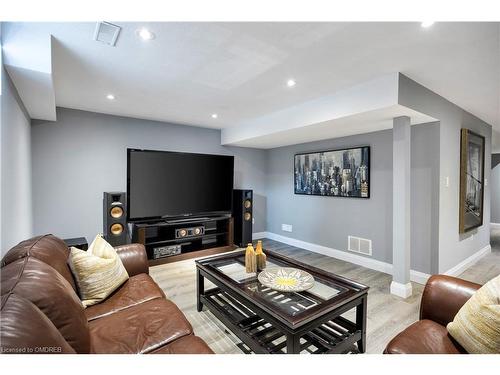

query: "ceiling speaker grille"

left=94, top=22, right=121, bottom=46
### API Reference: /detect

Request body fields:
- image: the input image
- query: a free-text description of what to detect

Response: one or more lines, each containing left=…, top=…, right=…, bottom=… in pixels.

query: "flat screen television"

left=127, top=149, right=234, bottom=221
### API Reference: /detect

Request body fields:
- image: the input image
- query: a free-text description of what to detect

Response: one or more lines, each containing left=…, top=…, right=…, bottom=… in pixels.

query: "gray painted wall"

left=266, top=124, right=440, bottom=273
left=0, top=57, right=2, bottom=251
left=399, top=74, right=492, bottom=273
left=1, top=66, right=33, bottom=254
left=32, top=108, right=267, bottom=243
left=267, top=130, right=393, bottom=265
left=411, top=122, right=440, bottom=274
left=492, top=154, right=500, bottom=224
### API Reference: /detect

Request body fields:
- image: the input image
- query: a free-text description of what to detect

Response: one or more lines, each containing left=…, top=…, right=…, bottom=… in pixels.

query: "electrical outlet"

left=445, top=176, right=450, bottom=188
left=252, top=218, right=255, bottom=224
left=282, top=224, right=293, bottom=232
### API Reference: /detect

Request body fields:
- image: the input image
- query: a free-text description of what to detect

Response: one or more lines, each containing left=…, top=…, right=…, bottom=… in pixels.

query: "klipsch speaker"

left=233, top=189, right=253, bottom=247
left=103, top=192, right=128, bottom=246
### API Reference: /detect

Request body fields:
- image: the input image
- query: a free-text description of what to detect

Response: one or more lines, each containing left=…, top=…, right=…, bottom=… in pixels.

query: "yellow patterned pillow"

left=68, top=235, right=129, bottom=307
left=447, top=274, right=500, bottom=353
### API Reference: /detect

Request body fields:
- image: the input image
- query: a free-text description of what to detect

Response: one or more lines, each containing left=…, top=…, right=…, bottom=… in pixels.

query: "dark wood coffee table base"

left=197, top=268, right=367, bottom=354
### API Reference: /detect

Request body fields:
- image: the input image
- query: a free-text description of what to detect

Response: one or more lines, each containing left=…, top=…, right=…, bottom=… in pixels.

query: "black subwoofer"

left=103, top=192, right=128, bottom=246
left=233, top=189, right=253, bottom=247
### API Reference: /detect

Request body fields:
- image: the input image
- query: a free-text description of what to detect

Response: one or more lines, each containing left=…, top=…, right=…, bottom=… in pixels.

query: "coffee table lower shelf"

left=200, top=288, right=362, bottom=354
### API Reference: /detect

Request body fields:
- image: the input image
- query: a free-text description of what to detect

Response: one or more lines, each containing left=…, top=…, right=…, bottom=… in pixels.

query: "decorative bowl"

left=257, top=267, right=315, bottom=292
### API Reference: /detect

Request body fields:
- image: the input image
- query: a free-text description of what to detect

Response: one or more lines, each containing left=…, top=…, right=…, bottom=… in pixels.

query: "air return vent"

left=94, top=22, right=121, bottom=46
left=348, top=236, right=372, bottom=256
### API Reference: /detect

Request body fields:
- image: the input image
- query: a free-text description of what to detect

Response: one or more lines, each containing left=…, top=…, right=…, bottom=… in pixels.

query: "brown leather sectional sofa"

left=384, top=275, right=481, bottom=354
left=0, top=234, right=213, bottom=354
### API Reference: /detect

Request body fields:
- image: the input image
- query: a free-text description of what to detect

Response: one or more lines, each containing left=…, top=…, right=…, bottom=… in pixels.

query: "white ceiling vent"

left=348, top=236, right=372, bottom=256
left=94, top=22, right=121, bottom=46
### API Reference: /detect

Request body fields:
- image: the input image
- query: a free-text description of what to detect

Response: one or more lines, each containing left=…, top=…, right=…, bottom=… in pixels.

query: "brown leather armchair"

left=1, top=234, right=213, bottom=354
left=384, top=275, right=481, bottom=354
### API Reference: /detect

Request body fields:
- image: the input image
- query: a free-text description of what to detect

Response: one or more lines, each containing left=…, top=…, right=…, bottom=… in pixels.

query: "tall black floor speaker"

left=233, top=189, right=253, bottom=247
left=103, top=192, right=129, bottom=246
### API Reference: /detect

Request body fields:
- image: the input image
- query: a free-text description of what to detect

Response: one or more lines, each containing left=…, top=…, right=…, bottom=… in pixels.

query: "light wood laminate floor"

left=149, top=229, right=500, bottom=354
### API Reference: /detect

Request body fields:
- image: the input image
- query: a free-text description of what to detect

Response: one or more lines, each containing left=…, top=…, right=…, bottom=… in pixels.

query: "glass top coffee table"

left=196, top=249, right=369, bottom=354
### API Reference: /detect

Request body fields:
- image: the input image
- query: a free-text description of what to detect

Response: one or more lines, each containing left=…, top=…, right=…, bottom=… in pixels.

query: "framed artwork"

left=459, top=128, right=485, bottom=233
left=294, top=146, right=370, bottom=198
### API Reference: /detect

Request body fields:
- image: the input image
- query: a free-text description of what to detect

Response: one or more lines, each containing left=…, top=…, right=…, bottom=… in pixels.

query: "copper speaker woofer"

left=110, top=206, right=124, bottom=218
left=244, top=212, right=252, bottom=221
left=110, top=223, right=124, bottom=236
left=244, top=200, right=252, bottom=209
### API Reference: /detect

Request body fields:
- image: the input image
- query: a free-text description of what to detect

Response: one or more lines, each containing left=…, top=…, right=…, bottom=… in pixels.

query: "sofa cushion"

left=1, top=293, right=76, bottom=354
left=89, top=298, right=193, bottom=354
left=85, top=273, right=166, bottom=321
left=0, top=257, right=90, bottom=353
left=1, top=234, right=77, bottom=292
left=384, top=319, right=465, bottom=354
left=69, top=235, right=129, bottom=307
left=150, top=335, right=214, bottom=354
left=447, top=274, right=500, bottom=354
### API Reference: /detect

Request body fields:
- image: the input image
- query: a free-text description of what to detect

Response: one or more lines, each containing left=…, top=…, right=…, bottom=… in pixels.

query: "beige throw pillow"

left=69, top=234, right=129, bottom=307
left=447, top=274, right=500, bottom=354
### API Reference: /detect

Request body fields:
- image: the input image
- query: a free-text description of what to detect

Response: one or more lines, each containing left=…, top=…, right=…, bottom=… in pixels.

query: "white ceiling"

left=229, top=105, right=437, bottom=148
left=3, top=22, right=500, bottom=148
left=1, top=24, right=56, bottom=120
left=222, top=73, right=437, bottom=148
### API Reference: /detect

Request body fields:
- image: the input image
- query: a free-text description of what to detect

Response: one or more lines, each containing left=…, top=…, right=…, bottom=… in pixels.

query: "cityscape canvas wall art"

left=294, top=146, right=370, bottom=198
left=459, top=128, right=485, bottom=233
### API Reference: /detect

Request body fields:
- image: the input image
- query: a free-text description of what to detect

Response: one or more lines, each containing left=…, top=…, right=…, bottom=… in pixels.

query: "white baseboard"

left=491, top=223, right=500, bottom=229
left=444, top=244, right=492, bottom=277
left=409, top=270, right=432, bottom=285
left=256, top=232, right=489, bottom=284
left=390, top=281, right=413, bottom=298
left=265, top=232, right=393, bottom=273
left=263, top=232, right=431, bottom=285
left=252, top=232, right=267, bottom=240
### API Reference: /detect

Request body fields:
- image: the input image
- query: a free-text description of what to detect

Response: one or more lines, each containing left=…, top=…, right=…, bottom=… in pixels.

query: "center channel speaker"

left=233, top=189, right=253, bottom=247
left=103, top=192, right=128, bottom=246
left=175, top=226, right=205, bottom=239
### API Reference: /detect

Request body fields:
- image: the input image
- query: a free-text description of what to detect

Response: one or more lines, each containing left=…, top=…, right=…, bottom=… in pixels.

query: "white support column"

left=391, top=116, right=412, bottom=298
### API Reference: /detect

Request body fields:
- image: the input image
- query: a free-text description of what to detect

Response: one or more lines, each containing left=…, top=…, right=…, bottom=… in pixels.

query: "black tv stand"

left=130, top=216, right=236, bottom=266
left=164, top=217, right=211, bottom=224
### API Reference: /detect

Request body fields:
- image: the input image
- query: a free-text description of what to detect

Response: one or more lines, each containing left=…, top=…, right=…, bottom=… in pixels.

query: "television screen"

left=127, top=149, right=234, bottom=221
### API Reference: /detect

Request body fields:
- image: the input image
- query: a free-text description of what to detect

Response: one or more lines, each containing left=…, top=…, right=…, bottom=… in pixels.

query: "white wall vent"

left=94, top=22, right=121, bottom=46
left=348, top=236, right=372, bottom=256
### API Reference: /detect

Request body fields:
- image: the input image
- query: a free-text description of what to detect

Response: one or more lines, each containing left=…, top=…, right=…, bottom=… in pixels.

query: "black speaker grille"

left=233, top=189, right=253, bottom=247
left=103, top=192, right=128, bottom=246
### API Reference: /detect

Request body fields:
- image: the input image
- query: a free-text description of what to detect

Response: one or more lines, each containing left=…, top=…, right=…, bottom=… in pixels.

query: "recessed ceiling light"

left=106, top=94, right=115, bottom=100
left=287, top=79, right=296, bottom=87
left=421, top=21, right=435, bottom=28
left=137, top=28, right=155, bottom=41
left=211, top=113, right=218, bottom=119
